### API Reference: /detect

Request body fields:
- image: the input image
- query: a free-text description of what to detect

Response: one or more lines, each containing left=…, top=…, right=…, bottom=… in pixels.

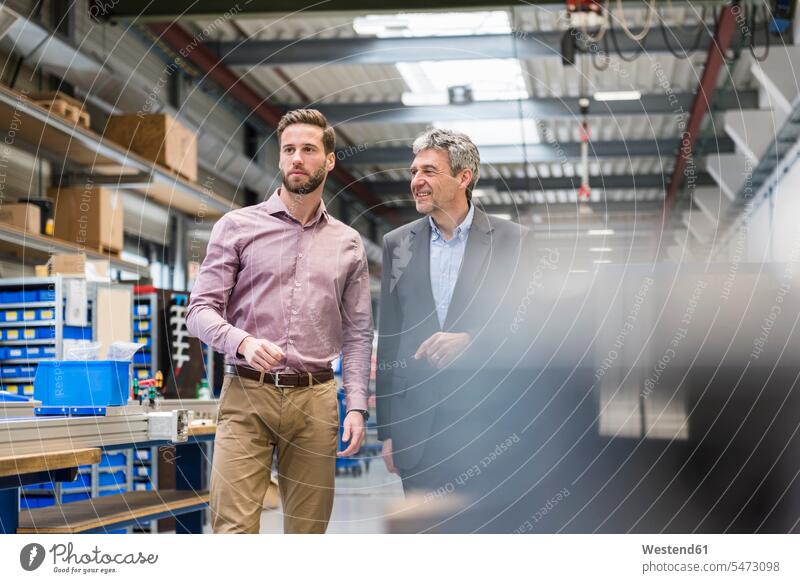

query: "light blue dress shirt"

left=429, top=203, right=475, bottom=328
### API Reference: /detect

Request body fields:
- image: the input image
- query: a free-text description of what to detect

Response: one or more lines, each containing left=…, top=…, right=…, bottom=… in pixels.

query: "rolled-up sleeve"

left=186, top=215, right=251, bottom=359
left=340, top=236, right=374, bottom=412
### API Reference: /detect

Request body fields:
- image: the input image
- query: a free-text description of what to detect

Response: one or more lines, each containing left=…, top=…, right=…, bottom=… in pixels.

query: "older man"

left=376, top=128, right=531, bottom=511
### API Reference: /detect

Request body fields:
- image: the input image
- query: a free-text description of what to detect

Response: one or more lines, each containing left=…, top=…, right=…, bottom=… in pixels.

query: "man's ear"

left=459, top=168, right=473, bottom=191
left=326, top=151, right=336, bottom=172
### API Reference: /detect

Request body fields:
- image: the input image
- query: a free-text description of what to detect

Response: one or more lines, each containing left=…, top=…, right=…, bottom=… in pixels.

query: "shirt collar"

left=265, top=188, right=329, bottom=225
left=429, top=202, right=475, bottom=243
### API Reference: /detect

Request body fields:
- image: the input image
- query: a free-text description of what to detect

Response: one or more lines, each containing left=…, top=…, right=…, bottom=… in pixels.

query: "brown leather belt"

left=224, top=364, right=334, bottom=387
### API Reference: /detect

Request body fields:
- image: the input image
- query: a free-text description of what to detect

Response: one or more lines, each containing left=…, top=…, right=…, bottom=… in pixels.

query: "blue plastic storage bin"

left=3, top=347, right=24, bottom=359
left=100, top=452, right=127, bottom=467
left=98, top=471, right=127, bottom=487
left=62, top=492, right=91, bottom=504
left=0, top=291, right=20, bottom=303
left=36, top=308, right=55, bottom=320
left=37, top=290, right=55, bottom=302
left=22, top=290, right=39, bottom=303
left=0, top=366, right=18, bottom=377
left=62, top=473, right=91, bottom=491
left=62, top=326, right=90, bottom=340
left=36, top=327, right=56, bottom=339
left=0, top=309, right=19, bottom=322
left=34, top=360, right=131, bottom=407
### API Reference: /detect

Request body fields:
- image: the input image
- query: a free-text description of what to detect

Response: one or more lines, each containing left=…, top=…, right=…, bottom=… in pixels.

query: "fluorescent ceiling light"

left=353, top=11, right=511, bottom=38
left=401, top=92, right=449, bottom=106
left=490, top=213, right=512, bottom=220
left=587, top=229, right=615, bottom=236
left=589, top=247, right=612, bottom=252
left=593, top=259, right=612, bottom=264
left=398, top=59, right=529, bottom=104
left=593, top=91, right=642, bottom=102
left=434, top=118, right=541, bottom=146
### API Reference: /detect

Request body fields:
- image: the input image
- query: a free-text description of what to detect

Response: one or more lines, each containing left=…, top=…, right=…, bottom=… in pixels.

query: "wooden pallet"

left=29, top=91, right=90, bottom=130
left=96, top=244, right=122, bottom=257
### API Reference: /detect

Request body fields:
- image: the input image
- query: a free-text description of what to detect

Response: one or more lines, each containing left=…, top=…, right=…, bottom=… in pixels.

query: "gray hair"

left=412, top=128, right=480, bottom=200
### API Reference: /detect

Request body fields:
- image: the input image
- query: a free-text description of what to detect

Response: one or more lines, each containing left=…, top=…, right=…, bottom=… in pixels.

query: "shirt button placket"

left=288, top=227, right=302, bottom=357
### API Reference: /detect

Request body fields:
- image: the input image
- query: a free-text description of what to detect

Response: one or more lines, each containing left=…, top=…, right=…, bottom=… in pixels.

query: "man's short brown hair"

left=277, top=109, right=336, bottom=155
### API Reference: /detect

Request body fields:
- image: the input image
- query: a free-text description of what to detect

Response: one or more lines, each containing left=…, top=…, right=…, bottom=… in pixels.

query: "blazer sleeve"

left=375, top=237, right=402, bottom=441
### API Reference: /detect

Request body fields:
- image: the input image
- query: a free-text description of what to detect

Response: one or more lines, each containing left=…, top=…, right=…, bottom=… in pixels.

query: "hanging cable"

left=580, top=0, right=611, bottom=44
left=577, top=48, right=591, bottom=203
left=659, top=5, right=708, bottom=59
left=664, top=0, right=701, bottom=33
left=510, top=6, right=534, bottom=208
left=591, top=33, right=611, bottom=71
left=615, top=0, right=656, bottom=42
left=749, top=3, right=770, bottom=62
left=609, top=19, right=641, bottom=62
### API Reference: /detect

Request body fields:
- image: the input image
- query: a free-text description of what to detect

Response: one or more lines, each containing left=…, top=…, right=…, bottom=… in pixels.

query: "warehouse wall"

left=716, top=47, right=800, bottom=266
left=719, top=159, right=800, bottom=264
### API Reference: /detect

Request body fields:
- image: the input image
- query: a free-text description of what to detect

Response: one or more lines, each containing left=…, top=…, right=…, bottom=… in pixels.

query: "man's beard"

left=282, top=167, right=326, bottom=195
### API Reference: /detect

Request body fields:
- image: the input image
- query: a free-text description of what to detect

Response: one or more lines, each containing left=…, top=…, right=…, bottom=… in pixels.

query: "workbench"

left=0, top=421, right=216, bottom=534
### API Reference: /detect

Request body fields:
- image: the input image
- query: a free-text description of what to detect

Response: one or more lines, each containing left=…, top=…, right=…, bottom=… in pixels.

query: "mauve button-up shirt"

left=185, top=189, right=373, bottom=411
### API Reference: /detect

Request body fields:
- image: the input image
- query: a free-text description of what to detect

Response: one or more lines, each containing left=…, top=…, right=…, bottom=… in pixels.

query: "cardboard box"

left=104, top=114, right=198, bottom=182
left=47, top=186, right=124, bottom=253
left=49, top=253, right=85, bottom=275
left=0, top=203, right=41, bottom=234
left=95, top=285, right=132, bottom=362
left=48, top=253, right=110, bottom=281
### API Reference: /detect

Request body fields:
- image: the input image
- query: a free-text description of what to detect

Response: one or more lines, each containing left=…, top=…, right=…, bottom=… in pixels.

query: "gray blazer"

left=376, top=207, right=530, bottom=470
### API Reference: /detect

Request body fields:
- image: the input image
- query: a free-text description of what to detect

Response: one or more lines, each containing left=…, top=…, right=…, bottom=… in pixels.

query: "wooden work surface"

left=0, top=448, right=100, bottom=478
left=18, top=489, right=209, bottom=534
left=188, top=422, right=217, bottom=437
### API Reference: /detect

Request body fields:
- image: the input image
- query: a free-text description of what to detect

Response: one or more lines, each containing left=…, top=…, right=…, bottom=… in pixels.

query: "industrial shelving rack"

left=132, top=287, right=159, bottom=381
left=0, top=276, right=74, bottom=398
left=0, top=276, right=134, bottom=518
left=131, top=287, right=160, bottom=533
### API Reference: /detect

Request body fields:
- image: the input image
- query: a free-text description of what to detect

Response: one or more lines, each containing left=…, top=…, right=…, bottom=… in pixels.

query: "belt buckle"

left=273, top=371, right=292, bottom=388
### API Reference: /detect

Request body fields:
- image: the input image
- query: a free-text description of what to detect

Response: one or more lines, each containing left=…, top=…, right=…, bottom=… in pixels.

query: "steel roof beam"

left=339, top=137, right=735, bottom=166
left=91, top=0, right=712, bottom=21
left=367, top=172, right=716, bottom=195
left=287, top=91, right=758, bottom=124
left=208, top=27, right=772, bottom=66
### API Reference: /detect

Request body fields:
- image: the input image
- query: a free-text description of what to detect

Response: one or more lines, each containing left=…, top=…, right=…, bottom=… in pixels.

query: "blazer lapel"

left=443, top=208, right=494, bottom=330
left=395, top=218, right=437, bottom=322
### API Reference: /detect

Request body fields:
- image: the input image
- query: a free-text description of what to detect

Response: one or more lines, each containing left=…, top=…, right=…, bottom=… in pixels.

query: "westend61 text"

left=642, top=544, right=708, bottom=555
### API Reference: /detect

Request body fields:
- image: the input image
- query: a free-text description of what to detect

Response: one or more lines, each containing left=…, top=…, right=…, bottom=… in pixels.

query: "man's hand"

left=381, top=438, right=399, bottom=474
left=337, top=411, right=365, bottom=457
left=414, top=332, right=471, bottom=369
left=237, top=336, right=285, bottom=372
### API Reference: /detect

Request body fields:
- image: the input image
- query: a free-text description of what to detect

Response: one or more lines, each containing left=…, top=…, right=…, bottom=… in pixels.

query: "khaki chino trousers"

left=210, top=374, right=340, bottom=533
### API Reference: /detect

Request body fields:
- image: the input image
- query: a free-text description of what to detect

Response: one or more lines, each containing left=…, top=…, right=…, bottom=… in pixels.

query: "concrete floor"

left=259, top=458, right=404, bottom=534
